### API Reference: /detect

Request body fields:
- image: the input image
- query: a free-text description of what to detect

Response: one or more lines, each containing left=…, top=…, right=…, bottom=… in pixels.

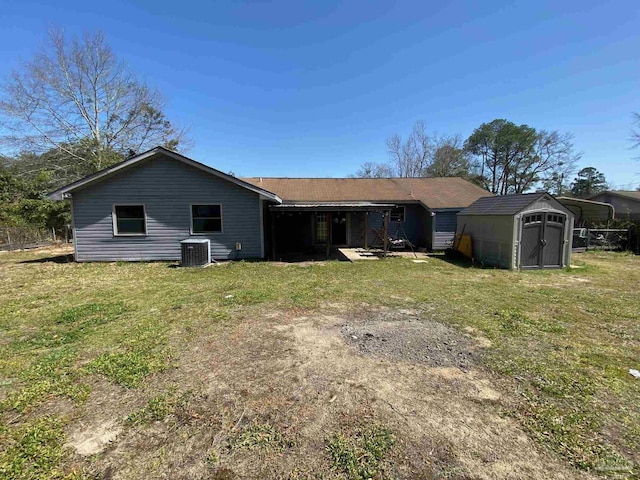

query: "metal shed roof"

left=556, top=197, right=614, bottom=225
left=458, top=192, right=552, bottom=216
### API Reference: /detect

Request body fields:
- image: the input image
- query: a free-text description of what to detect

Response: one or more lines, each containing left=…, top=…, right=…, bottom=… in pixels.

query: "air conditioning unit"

left=180, top=238, right=211, bottom=267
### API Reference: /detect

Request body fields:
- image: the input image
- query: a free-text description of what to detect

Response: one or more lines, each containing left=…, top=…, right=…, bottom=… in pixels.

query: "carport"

left=456, top=193, right=574, bottom=269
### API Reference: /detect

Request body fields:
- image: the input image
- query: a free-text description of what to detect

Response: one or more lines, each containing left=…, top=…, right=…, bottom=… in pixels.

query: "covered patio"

left=266, top=203, right=396, bottom=260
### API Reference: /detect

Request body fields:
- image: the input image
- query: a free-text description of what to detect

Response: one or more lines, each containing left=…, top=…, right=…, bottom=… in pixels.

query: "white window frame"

left=112, top=204, right=147, bottom=236
left=190, top=204, right=224, bottom=235
left=390, top=205, right=406, bottom=223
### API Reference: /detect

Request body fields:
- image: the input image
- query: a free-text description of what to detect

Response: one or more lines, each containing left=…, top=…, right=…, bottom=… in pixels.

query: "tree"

left=426, top=134, right=474, bottom=178
left=464, top=119, right=579, bottom=195
left=0, top=162, right=69, bottom=230
left=464, top=119, right=536, bottom=194
left=0, top=28, right=188, bottom=174
left=351, top=161, right=394, bottom=178
left=518, top=130, right=579, bottom=195
left=569, top=167, right=608, bottom=198
left=385, top=120, right=433, bottom=177
left=352, top=121, right=476, bottom=179
left=10, top=141, right=124, bottom=192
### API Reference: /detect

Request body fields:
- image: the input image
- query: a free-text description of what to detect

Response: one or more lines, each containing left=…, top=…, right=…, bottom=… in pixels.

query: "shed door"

left=521, top=213, right=544, bottom=267
left=542, top=214, right=565, bottom=267
left=520, top=212, right=566, bottom=268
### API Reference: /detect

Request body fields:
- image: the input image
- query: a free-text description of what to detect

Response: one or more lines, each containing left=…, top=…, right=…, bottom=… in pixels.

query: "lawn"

left=0, top=247, right=638, bottom=479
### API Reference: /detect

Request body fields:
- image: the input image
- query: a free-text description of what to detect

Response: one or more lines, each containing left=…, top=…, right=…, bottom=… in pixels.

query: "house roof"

left=589, top=190, right=640, bottom=202
left=458, top=192, right=566, bottom=216
left=46, top=146, right=282, bottom=203
left=241, top=177, right=492, bottom=210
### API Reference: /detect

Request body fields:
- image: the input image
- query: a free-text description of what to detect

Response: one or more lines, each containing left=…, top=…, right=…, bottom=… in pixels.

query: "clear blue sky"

left=1, top=0, right=639, bottom=188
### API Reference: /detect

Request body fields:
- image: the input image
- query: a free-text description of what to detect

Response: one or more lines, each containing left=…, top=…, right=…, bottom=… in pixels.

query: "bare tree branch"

left=0, top=27, right=190, bottom=173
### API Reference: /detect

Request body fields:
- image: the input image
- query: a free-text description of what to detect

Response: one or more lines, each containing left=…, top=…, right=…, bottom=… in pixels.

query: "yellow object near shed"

left=453, top=234, right=472, bottom=258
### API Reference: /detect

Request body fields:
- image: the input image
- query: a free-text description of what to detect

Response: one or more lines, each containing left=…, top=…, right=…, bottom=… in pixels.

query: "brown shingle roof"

left=241, top=177, right=492, bottom=209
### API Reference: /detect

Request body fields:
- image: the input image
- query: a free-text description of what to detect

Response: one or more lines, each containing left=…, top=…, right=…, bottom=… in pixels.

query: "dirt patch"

left=72, top=306, right=593, bottom=479
left=340, top=310, right=476, bottom=369
left=67, top=419, right=122, bottom=456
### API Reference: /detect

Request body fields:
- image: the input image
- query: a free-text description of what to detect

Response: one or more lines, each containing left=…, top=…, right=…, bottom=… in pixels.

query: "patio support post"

left=326, top=212, right=332, bottom=259
left=271, top=212, right=277, bottom=260
left=383, top=210, right=388, bottom=257
left=364, top=212, right=369, bottom=249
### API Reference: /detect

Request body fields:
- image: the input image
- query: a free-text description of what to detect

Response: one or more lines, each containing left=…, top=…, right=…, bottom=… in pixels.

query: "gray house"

left=48, top=147, right=492, bottom=262
left=456, top=193, right=574, bottom=269
left=48, top=147, right=281, bottom=261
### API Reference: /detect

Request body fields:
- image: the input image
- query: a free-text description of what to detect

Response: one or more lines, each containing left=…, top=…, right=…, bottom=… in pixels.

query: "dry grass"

left=0, top=246, right=638, bottom=479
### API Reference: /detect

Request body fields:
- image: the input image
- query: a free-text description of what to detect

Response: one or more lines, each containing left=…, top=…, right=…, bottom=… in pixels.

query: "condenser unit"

left=180, top=238, right=211, bottom=267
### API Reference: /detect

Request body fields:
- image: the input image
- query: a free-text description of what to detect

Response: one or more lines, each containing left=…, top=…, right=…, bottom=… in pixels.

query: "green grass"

left=1, top=348, right=90, bottom=413
left=126, top=389, right=191, bottom=426
left=327, top=423, right=395, bottom=480
left=230, top=421, right=292, bottom=452
left=0, top=416, right=82, bottom=480
left=0, top=249, right=639, bottom=477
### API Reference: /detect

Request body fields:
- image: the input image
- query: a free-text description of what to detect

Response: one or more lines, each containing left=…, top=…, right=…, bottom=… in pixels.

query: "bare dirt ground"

left=78, top=305, right=593, bottom=480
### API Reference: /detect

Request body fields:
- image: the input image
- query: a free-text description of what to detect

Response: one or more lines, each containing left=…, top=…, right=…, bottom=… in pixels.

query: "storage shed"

left=456, top=193, right=574, bottom=269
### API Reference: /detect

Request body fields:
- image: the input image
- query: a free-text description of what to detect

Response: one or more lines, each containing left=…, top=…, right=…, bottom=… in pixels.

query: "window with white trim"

left=390, top=206, right=406, bottom=222
left=191, top=205, right=222, bottom=233
left=113, top=205, right=146, bottom=235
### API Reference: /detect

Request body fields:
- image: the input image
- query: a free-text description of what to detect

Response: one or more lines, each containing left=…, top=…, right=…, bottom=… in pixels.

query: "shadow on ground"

left=20, top=254, right=75, bottom=264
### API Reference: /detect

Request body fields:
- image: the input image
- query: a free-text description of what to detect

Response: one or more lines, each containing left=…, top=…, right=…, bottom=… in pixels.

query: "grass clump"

left=126, top=389, right=190, bottom=426
left=327, top=423, right=394, bottom=480
left=10, top=302, right=127, bottom=351
left=56, top=302, right=126, bottom=325
left=1, top=348, right=90, bottom=413
left=88, top=350, right=169, bottom=388
left=231, top=421, right=292, bottom=452
left=87, top=317, right=172, bottom=388
left=0, top=416, right=80, bottom=480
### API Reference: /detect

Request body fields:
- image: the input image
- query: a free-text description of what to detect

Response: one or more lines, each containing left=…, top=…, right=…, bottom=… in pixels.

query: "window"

left=547, top=214, right=564, bottom=224
left=316, top=213, right=328, bottom=242
left=390, top=206, right=406, bottom=222
left=113, top=205, right=146, bottom=235
left=524, top=214, right=543, bottom=225
left=191, top=204, right=222, bottom=234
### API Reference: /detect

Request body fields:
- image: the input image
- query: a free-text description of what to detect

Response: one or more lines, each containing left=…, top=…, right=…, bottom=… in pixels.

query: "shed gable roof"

left=458, top=192, right=571, bottom=216
left=46, top=147, right=282, bottom=203
left=241, top=177, right=492, bottom=209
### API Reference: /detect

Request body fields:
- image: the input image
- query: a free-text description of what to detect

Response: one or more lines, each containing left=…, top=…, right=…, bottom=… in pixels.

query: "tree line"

left=1, top=28, right=638, bottom=233
left=353, top=119, right=621, bottom=198
left=0, top=28, right=189, bottom=232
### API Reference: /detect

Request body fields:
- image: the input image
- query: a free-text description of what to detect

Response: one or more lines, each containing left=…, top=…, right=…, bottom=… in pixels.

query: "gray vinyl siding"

left=433, top=210, right=460, bottom=250
left=72, top=155, right=263, bottom=261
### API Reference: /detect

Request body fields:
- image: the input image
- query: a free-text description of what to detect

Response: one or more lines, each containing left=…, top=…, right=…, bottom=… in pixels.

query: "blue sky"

left=1, top=0, right=639, bottom=188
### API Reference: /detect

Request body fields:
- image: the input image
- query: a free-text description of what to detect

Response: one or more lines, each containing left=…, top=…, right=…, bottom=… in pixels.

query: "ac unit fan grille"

left=180, top=239, right=210, bottom=267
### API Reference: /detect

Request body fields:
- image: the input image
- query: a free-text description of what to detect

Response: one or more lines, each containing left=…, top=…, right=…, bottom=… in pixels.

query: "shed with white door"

left=456, top=193, right=574, bottom=269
